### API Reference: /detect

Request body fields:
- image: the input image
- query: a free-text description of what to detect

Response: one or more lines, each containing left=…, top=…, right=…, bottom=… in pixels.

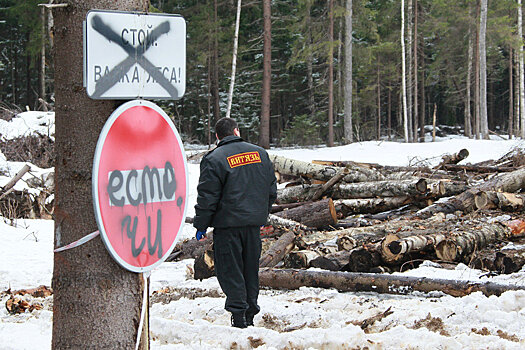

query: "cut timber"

left=472, top=248, right=525, bottom=274
left=259, top=230, right=297, bottom=268
left=310, top=250, right=351, bottom=271
left=435, top=149, right=469, bottom=168
left=435, top=222, right=518, bottom=262
left=258, top=268, right=525, bottom=297
left=426, top=180, right=469, bottom=198
left=333, top=179, right=428, bottom=199
left=277, top=179, right=427, bottom=204
left=309, top=168, right=349, bottom=201
left=383, top=233, right=446, bottom=263
left=416, top=166, right=525, bottom=218
left=284, top=250, right=321, bottom=268
left=273, top=198, right=337, bottom=228
left=347, top=246, right=383, bottom=272
left=268, top=214, right=308, bottom=230
left=270, top=154, right=384, bottom=183
left=271, top=202, right=310, bottom=213
left=443, top=164, right=515, bottom=173
left=335, top=197, right=414, bottom=216
left=193, top=248, right=214, bottom=280
left=167, top=232, right=213, bottom=261
left=474, top=191, right=525, bottom=211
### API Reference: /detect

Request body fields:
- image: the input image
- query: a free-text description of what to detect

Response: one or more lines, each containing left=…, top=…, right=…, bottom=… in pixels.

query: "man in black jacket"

left=194, top=117, right=277, bottom=328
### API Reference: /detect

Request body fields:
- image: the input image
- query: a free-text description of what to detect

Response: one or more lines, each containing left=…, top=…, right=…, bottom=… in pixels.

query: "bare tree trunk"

left=211, top=0, right=221, bottom=122
left=328, top=0, right=335, bottom=147
left=52, top=1, right=147, bottom=349
left=344, top=0, right=353, bottom=143
left=479, top=0, right=489, bottom=139
left=377, top=62, right=381, bottom=140
left=225, top=0, right=242, bottom=119
left=401, top=0, right=409, bottom=143
left=515, top=50, right=521, bottom=136
left=307, top=3, right=315, bottom=119
left=407, top=0, right=414, bottom=142
left=413, top=0, right=419, bottom=142
left=40, top=5, right=46, bottom=101
left=466, top=30, right=473, bottom=138
left=519, top=0, right=525, bottom=138
left=259, top=0, right=271, bottom=148
left=419, top=67, right=426, bottom=141
left=387, top=88, right=392, bottom=141
left=474, top=0, right=481, bottom=139
left=509, top=47, right=514, bottom=139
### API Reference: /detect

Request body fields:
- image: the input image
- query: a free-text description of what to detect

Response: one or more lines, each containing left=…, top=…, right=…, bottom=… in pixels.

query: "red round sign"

left=93, top=100, right=188, bottom=272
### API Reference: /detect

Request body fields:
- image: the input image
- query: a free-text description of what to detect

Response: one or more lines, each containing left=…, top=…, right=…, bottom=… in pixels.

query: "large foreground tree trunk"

left=259, top=268, right=525, bottom=297
left=52, top=1, right=148, bottom=349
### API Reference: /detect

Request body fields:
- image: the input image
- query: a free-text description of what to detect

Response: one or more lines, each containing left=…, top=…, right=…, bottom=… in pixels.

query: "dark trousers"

left=213, top=226, right=261, bottom=316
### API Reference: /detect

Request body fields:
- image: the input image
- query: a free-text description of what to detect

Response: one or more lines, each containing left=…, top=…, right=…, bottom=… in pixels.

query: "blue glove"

left=196, top=230, right=207, bottom=241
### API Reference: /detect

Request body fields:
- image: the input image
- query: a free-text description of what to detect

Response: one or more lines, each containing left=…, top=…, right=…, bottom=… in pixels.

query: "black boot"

left=231, top=312, right=247, bottom=328
left=245, top=312, right=255, bottom=327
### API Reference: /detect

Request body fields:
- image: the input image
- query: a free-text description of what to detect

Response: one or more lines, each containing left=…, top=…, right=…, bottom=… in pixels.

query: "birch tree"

left=225, top=0, right=242, bottom=119
left=344, top=0, right=353, bottom=143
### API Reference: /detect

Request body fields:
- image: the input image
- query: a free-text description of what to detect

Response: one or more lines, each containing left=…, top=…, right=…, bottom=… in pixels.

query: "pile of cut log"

left=171, top=148, right=525, bottom=296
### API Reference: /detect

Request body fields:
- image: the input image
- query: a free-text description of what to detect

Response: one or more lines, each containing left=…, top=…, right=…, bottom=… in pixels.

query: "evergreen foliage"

left=1, top=0, right=523, bottom=145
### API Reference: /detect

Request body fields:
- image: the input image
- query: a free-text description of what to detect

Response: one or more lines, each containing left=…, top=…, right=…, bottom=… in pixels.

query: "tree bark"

left=259, top=268, right=525, bottom=297
left=479, top=0, right=489, bottom=139
left=435, top=222, right=516, bottom=262
left=259, top=231, right=297, bottom=267
left=435, top=149, right=469, bottom=168
left=327, top=0, right=334, bottom=147
left=401, top=0, right=409, bottom=143
left=225, top=0, right=242, bottom=119
left=270, top=154, right=384, bottom=183
left=416, top=166, right=525, bottom=218
left=472, top=248, right=525, bottom=274
left=52, top=1, right=148, bottom=349
left=509, top=47, right=514, bottom=138
left=474, top=191, right=525, bottom=211
left=335, top=196, right=415, bottom=216
left=442, top=164, right=515, bottom=173
left=466, top=28, right=473, bottom=138
left=277, top=179, right=427, bottom=204
left=273, top=198, right=338, bottom=228
left=259, top=0, right=271, bottom=148
left=344, top=0, right=353, bottom=143
left=518, top=0, right=525, bottom=138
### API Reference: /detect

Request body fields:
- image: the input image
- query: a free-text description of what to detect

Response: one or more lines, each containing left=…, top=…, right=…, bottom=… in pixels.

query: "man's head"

left=215, top=117, right=240, bottom=140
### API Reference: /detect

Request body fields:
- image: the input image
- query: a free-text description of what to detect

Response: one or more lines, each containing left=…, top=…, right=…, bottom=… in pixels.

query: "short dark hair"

left=215, top=117, right=238, bottom=140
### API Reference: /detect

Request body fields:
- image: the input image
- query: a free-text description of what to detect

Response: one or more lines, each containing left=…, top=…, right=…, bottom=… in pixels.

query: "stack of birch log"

left=172, top=148, right=525, bottom=296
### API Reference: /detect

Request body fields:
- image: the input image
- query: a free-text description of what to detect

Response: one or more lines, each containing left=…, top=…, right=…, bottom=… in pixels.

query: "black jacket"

left=193, top=135, right=277, bottom=231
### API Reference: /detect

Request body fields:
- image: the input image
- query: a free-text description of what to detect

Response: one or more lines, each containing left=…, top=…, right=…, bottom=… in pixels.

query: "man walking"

left=193, top=117, right=277, bottom=328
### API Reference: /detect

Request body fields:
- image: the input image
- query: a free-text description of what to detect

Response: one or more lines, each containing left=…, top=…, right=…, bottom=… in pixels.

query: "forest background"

left=1, top=0, right=523, bottom=147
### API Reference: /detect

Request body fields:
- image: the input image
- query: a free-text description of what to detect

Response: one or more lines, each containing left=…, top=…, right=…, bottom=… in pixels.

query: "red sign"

left=93, top=100, right=188, bottom=272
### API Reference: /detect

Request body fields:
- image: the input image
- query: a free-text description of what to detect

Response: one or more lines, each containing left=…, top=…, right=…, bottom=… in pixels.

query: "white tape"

left=54, top=230, right=100, bottom=253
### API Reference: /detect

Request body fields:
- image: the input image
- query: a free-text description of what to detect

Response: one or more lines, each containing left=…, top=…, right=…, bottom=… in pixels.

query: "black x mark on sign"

left=90, top=15, right=180, bottom=99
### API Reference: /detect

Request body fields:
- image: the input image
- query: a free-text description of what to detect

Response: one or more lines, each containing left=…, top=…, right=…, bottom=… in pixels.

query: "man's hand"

left=196, top=230, right=207, bottom=241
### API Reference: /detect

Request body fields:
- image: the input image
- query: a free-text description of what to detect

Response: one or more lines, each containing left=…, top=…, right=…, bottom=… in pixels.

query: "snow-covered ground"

left=1, top=112, right=525, bottom=349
